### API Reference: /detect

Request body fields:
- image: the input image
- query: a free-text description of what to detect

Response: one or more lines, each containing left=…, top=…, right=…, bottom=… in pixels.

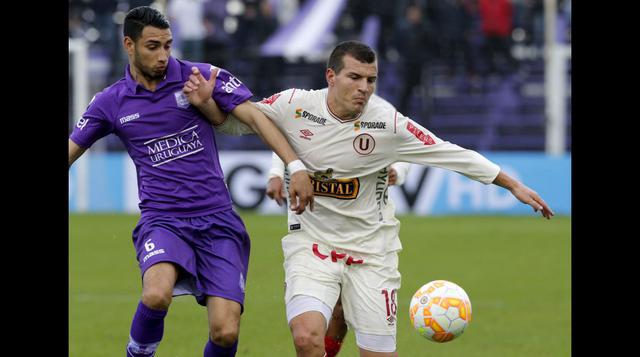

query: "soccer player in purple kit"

left=68, top=6, right=313, bottom=357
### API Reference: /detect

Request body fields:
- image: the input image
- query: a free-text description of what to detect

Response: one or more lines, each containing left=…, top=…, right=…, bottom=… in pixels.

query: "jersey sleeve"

left=268, top=152, right=285, bottom=179
left=394, top=113, right=500, bottom=184
left=390, top=161, right=411, bottom=186
left=68, top=92, right=115, bottom=149
left=207, top=65, right=253, bottom=113
left=213, top=113, right=255, bottom=135
left=219, top=89, right=293, bottom=134
left=252, top=89, right=294, bottom=125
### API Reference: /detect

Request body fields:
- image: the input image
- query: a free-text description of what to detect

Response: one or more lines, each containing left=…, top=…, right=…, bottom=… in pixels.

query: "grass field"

left=69, top=213, right=570, bottom=356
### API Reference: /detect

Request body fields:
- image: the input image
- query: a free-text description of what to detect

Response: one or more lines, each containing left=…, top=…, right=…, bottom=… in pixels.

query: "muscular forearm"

left=249, top=114, right=298, bottom=164
left=232, top=102, right=299, bottom=164
left=492, top=170, right=521, bottom=191
left=196, top=99, right=228, bottom=125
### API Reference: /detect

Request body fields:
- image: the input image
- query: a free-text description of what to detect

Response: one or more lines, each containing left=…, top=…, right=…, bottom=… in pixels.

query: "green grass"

left=69, top=213, right=570, bottom=356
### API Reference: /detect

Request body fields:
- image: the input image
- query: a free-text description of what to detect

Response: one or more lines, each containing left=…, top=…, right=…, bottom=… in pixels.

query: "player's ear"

left=326, top=68, right=335, bottom=87
left=123, top=36, right=135, bottom=55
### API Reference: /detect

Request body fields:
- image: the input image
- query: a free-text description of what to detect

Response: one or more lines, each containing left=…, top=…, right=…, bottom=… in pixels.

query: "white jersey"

left=218, top=88, right=500, bottom=255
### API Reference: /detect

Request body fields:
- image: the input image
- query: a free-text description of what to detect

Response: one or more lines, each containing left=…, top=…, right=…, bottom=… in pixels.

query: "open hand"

left=182, top=66, right=218, bottom=108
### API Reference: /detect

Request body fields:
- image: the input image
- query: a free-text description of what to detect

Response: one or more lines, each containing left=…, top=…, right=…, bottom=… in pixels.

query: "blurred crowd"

left=69, top=0, right=571, bottom=151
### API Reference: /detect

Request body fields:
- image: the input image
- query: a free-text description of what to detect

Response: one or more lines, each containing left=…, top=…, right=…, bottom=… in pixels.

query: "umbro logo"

left=299, top=129, right=314, bottom=140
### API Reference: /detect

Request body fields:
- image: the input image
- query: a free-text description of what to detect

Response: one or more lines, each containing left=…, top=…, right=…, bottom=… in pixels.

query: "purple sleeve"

left=69, top=92, right=115, bottom=149
left=210, top=67, right=253, bottom=112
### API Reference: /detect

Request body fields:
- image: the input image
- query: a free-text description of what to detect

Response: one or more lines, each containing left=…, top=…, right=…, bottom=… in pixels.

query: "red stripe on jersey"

left=288, top=88, right=297, bottom=103
left=394, top=111, right=398, bottom=133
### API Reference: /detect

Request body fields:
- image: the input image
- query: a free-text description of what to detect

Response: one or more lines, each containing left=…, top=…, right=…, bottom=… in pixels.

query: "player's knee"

left=141, top=288, right=172, bottom=310
left=292, top=328, right=323, bottom=352
left=210, top=326, right=239, bottom=347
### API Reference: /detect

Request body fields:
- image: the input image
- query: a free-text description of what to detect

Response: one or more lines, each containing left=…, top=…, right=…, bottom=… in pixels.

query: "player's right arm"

left=266, top=152, right=286, bottom=206
left=68, top=92, right=115, bottom=169
left=68, top=139, right=86, bottom=168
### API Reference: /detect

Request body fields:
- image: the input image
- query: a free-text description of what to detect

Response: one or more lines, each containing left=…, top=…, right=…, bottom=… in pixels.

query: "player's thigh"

left=133, top=218, right=198, bottom=280
left=282, top=237, right=342, bottom=310
left=191, top=210, right=251, bottom=305
left=142, top=262, right=180, bottom=295
left=341, top=252, right=401, bottom=340
left=205, top=296, right=241, bottom=331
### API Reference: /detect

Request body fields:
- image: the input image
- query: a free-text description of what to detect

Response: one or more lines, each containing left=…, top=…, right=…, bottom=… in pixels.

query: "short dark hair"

left=327, top=41, right=376, bottom=74
left=123, top=6, right=170, bottom=41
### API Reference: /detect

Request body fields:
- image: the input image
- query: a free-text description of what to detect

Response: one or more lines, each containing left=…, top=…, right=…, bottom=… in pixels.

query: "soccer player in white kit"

left=183, top=40, right=554, bottom=357
left=266, top=153, right=411, bottom=357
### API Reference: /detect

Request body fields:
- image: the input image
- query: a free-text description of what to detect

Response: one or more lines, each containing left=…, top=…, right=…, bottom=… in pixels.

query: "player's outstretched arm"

left=266, top=152, right=286, bottom=206
left=492, top=170, right=554, bottom=219
left=182, top=66, right=228, bottom=125
left=69, top=139, right=86, bottom=169
left=231, top=101, right=314, bottom=214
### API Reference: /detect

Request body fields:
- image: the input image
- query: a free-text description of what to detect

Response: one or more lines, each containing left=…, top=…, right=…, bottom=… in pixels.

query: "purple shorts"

left=132, top=209, right=250, bottom=308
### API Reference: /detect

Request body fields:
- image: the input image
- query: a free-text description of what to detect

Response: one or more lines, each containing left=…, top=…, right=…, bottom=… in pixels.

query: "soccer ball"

left=409, top=280, right=472, bottom=343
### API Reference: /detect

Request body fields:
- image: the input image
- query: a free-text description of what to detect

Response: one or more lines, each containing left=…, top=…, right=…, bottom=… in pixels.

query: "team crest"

left=353, top=133, right=375, bottom=155
left=174, top=91, right=190, bottom=108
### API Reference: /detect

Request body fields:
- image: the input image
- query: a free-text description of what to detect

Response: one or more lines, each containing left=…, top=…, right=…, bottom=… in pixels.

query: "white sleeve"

left=269, top=152, right=285, bottom=179
left=390, top=162, right=411, bottom=186
left=217, top=90, right=293, bottom=135
left=252, top=89, right=294, bottom=125
left=213, top=114, right=255, bottom=135
left=394, top=113, right=500, bottom=184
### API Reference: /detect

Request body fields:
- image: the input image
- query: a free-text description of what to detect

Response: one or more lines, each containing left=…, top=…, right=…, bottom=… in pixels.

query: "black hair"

left=327, top=41, right=376, bottom=74
left=123, top=6, right=170, bottom=42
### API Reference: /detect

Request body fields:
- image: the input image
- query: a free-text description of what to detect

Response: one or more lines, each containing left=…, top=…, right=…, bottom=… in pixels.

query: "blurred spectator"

left=525, top=0, right=544, bottom=47
left=560, top=0, right=571, bottom=43
left=429, top=0, right=478, bottom=80
left=167, top=0, right=208, bottom=62
left=234, top=0, right=280, bottom=98
left=203, top=0, right=232, bottom=68
left=478, top=0, right=517, bottom=77
left=393, top=2, right=431, bottom=119
left=272, top=0, right=299, bottom=26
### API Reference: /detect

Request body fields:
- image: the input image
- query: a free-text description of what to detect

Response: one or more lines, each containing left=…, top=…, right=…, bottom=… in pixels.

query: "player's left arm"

left=182, top=66, right=228, bottom=125
left=492, top=170, right=554, bottom=219
left=231, top=101, right=314, bottom=214
left=394, top=113, right=553, bottom=219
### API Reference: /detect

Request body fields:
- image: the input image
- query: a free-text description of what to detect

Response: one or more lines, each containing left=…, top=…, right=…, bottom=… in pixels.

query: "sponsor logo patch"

left=260, top=93, right=282, bottom=105
left=294, top=108, right=327, bottom=125
left=76, top=117, right=90, bottom=130
left=310, top=169, right=359, bottom=199
left=221, top=75, right=244, bottom=93
left=119, top=113, right=140, bottom=124
left=406, top=121, right=435, bottom=145
left=145, top=125, right=204, bottom=167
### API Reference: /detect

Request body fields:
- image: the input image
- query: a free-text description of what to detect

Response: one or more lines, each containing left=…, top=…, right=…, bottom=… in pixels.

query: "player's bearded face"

left=130, top=27, right=172, bottom=81
left=332, top=55, right=377, bottom=117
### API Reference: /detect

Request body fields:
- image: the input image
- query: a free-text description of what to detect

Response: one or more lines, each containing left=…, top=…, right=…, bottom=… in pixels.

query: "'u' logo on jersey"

left=353, top=133, right=375, bottom=155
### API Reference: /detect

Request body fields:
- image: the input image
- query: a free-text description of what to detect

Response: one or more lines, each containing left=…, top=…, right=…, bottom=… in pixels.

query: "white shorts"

left=282, top=234, right=401, bottom=339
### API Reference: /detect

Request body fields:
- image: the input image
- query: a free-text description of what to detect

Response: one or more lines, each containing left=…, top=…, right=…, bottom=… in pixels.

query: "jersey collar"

left=325, top=89, right=365, bottom=123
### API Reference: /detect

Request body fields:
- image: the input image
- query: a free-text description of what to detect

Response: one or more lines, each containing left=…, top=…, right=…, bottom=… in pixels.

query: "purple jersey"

left=70, top=57, right=253, bottom=216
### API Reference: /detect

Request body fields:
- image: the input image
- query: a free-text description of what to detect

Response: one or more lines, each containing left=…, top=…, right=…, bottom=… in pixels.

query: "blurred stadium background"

left=69, top=0, right=571, bottom=356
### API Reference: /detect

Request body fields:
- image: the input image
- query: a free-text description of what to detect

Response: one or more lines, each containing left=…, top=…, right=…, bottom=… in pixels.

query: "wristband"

left=287, top=159, right=307, bottom=174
